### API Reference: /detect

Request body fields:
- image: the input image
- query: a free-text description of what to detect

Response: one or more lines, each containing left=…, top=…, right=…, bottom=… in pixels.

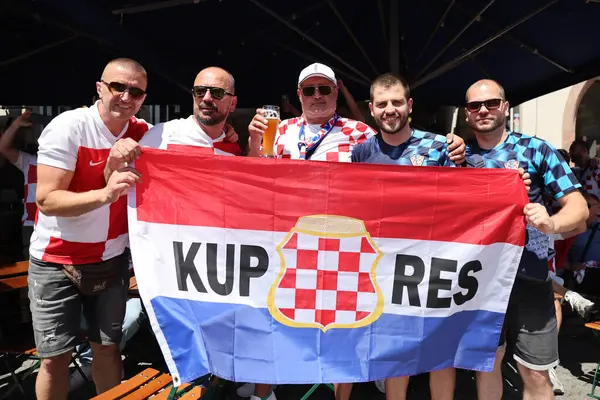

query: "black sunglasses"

left=466, top=98, right=502, bottom=112
left=301, top=85, right=333, bottom=97
left=102, top=81, right=146, bottom=99
left=192, top=86, right=234, bottom=101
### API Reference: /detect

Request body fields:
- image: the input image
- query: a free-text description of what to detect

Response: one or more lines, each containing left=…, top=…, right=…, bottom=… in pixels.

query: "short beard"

left=196, top=114, right=225, bottom=126
left=471, top=117, right=505, bottom=133
left=379, top=114, right=408, bottom=135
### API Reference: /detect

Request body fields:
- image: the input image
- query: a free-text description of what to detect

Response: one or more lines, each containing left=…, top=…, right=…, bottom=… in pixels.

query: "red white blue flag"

left=128, top=149, right=527, bottom=386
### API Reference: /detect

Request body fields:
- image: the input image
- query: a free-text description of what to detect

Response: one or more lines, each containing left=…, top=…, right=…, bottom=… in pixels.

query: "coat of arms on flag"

left=128, top=149, right=528, bottom=386
left=268, top=215, right=383, bottom=332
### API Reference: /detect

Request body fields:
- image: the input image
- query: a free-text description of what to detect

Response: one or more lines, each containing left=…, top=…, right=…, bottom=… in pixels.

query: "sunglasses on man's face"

left=192, top=86, right=234, bottom=101
left=301, top=85, right=334, bottom=97
left=466, top=98, right=502, bottom=113
left=102, top=81, right=146, bottom=99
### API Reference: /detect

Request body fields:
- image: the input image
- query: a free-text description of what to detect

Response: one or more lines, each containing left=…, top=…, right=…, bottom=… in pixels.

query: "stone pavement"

left=1, top=306, right=599, bottom=399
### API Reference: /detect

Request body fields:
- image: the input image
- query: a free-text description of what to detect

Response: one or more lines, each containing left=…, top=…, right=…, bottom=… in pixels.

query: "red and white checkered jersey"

left=31, top=103, right=151, bottom=265
left=578, top=164, right=600, bottom=217
left=581, top=163, right=600, bottom=197
left=275, top=116, right=377, bottom=162
left=11, top=151, right=37, bottom=226
left=139, top=116, right=241, bottom=156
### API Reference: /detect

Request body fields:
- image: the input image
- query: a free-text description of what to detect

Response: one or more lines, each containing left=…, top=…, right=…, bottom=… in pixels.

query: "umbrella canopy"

left=2, top=0, right=600, bottom=108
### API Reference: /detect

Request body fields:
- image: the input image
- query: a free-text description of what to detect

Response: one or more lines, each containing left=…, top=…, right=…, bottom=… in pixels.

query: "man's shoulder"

left=139, top=121, right=174, bottom=148
left=144, top=118, right=187, bottom=134
left=352, top=135, right=378, bottom=156
left=507, top=131, right=548, bottom=149
left=412, top=129, right=447, bottom=145
left=45, top=107, right=91, bottom=131
left=337, top=117, right=377, bottom=135
left=278, top=117, right=302, bottom=136
left=130, top=116, right=153, bottom=130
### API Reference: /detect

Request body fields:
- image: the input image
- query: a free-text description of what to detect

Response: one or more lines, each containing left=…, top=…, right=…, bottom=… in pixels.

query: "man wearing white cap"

left=250, top=63, right=376, bottom=162
left=246, top=63, right=465, bottom=400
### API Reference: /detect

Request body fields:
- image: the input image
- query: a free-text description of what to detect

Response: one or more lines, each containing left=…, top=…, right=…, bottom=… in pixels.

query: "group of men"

left=13, top=56, right=590, bottom=400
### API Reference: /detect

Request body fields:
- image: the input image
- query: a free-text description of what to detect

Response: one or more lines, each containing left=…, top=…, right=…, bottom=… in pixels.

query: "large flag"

left=128, top=149, right=527, bottom=387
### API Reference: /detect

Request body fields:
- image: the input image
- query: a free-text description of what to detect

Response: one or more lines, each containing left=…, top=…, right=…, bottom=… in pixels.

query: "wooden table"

left=0, top=261, right=29, bottom=292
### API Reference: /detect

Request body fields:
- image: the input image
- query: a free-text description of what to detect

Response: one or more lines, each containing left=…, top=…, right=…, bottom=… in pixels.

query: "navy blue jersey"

left=351, top=129, right=454, bottom=167
left=465, top=132, right=581, bottom=281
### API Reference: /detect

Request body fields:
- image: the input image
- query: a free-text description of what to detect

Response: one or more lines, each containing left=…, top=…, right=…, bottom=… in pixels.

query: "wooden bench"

left=91, top=368, right=207, bottom=400
left=585, top=321, right=600, bottom=399
left=0, top=275, right=28, bottom=292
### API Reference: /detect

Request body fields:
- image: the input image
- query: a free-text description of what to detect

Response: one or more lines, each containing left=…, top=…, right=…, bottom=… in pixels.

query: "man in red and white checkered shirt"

left=29, top=58, right=151, bottom=400
left=570, top=139, right=600, bottom=217
left=0, top=111, right=37, bottom=258
left=250, top=63, right=376, bottom=163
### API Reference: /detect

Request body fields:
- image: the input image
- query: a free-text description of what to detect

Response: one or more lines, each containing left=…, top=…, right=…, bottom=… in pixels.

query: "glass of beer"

left=262, top=105, right=279, bottom=158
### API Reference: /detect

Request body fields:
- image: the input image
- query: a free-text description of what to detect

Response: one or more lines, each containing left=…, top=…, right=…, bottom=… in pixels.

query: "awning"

left=2, top=0, right=600, bottom=108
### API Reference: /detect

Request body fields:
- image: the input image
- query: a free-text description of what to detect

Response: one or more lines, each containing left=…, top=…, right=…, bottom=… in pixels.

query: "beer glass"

left=262, top=105, right=279, bottom=157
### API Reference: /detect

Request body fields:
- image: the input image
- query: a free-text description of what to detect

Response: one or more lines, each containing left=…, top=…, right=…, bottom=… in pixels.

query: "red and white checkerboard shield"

left=268, top=215, right=384, bottom=332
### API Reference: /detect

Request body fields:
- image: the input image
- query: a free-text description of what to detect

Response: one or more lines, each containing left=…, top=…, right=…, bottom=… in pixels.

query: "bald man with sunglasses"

left=463, top=79, right=588, bottom=400
left=104, top=67, right=255, bottom=171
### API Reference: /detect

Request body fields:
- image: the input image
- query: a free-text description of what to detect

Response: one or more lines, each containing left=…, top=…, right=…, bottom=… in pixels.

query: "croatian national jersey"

left=139, top=116, right=241, bottom=156
left=351, top=129, right=454, bottom=167
left=31, top=103, right=151, bottom=265
left=465, top=132, right=581, bottom=281
left=12, top=151, right=37, bottom=226
left=275, top=115, right=376, bottom=162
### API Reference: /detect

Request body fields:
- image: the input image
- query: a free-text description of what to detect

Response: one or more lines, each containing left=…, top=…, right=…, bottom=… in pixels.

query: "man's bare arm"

left=37, top=164, right=139, bottom=217
left=0, top=112, right=31, bottom=163
left=553, top=191, right=589, bottom=234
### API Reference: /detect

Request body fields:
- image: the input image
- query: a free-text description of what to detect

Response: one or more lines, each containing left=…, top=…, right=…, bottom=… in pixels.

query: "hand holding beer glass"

left=261, top=105, right=279, bottom=158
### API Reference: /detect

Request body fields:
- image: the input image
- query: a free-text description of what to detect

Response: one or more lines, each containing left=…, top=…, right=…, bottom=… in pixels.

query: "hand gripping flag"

left=128, top=149, right=527, bottom=386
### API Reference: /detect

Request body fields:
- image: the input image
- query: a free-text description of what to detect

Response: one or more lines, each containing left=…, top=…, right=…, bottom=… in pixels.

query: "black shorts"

left=498, top=277, right=558, bottom=370
left=28, top=253, right=129, bottom=358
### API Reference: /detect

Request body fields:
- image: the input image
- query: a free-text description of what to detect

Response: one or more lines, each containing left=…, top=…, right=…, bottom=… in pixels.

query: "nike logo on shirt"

left=89, top=160, right=106, bottom=167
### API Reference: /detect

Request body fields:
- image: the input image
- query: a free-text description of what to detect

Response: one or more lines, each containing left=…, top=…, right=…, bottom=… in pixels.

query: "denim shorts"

left=498, top=277, right=558, bottom=370
left=28, top=253, right=129, bottom=358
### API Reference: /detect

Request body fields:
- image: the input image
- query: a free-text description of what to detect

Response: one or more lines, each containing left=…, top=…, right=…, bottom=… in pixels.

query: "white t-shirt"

left=31, top=103, right=151, bottom=265
left=275, top=115, right=377, bottom=162
left=139, top=116, right=241, bottom=156
left=12, top=151, right=38, bottom=226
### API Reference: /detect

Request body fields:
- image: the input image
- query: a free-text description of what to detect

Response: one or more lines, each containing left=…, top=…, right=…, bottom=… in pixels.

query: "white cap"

left=298, top=63, right=337, bottom=86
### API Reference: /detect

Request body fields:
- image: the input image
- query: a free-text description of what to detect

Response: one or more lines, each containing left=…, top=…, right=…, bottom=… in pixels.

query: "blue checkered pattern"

left=465, top=131, right=582, bottom=281
left=351, top=129, right=454, bottom=166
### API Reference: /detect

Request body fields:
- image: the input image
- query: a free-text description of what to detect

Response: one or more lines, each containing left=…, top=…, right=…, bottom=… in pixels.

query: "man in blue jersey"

left=463, top=79, right=588, bottom=400
left=353, top=73, right=457, bottom=168
left=352, top=73, right=463, bottom=400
